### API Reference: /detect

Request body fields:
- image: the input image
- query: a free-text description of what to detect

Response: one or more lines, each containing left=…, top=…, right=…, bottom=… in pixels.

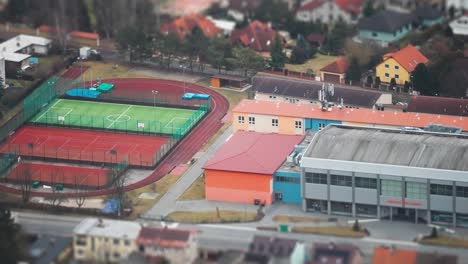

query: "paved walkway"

left=173, top=200, right=259, bottom=213
left=143, top=126, right=233, bottom=218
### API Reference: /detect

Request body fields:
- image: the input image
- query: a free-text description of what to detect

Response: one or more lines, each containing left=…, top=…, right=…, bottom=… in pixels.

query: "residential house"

left=207, top=16, right=236, bottom=36
left=447, top=0, right=468, bottom=10
left=308, top=242, right=363, bottom=264
left=0, top=34, right=51, bottom=77
left=295, top=0, right=362, bottom=24
left=320, top=57, right=349, bottom=84
left=231, top=20, right=284, bottom=53
left=450, top=15, right=468, bottom=36
left=252, top=73, right=392, bottom=109
left=413, top=5, right=444, bottom=27
left=68, top=31, right=101, bottom=47
left=407, top=96, right=468, bottom=116
left=73, top=218, right=141, bottom=263
left=244, top=236, right=306, bottom=264
left=136, top=226, right=198, bottom=264
left=160, top=14, right=222, bottom=40
left=226, top=0, right=262, bottom=22
left=357, top=10, right=414, bottom=47
left=306, top=33, right=325, bottom=48
left=375, top=45, right=429, bottom=85
left=372, top=246, right=458, bottom=264
left=375, top=0, right=445, bottom=13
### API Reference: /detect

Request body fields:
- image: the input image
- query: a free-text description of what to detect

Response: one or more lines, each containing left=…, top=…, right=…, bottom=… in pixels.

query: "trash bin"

left=32, top=181, right=40, bottom=189
left=55, top=184, right=64, bottom=191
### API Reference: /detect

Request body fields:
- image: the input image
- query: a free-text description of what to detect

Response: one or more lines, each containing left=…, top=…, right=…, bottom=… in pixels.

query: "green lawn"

left=30, top=99, right=197, bottom=135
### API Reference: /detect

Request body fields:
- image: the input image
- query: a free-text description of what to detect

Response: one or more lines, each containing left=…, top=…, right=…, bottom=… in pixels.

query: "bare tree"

left=110, top=169, right=129, bottom=217
left=46, top=171, right=68, bottom=209
left=74, top=175, right=86, bottom=209
left=19, top=162, right=32, bottom=204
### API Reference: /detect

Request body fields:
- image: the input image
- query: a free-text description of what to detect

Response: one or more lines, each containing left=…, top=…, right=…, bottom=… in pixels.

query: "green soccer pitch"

left=30, top=99, right=197, bottom=135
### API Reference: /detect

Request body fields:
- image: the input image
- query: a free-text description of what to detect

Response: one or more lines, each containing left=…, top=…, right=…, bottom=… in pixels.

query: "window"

left=295, top=121, right=302, bottom=129
left=381, top=179, right=402, bottom=197
left=395, top=74, right=400, bottom=79
left=356, top=204, right=377, bottom=216
left=113, top=239, right=119, bottom=245
left=238, top=116, right=244, bottom=124
left=318, top=123, right=326, bottom=130
left=276, top=176, right=300, bottom=184
left=406, top=182, right=426, bottom=199
left=372, top=32, right=378, bottom=37
left=272, top=118, right=278, bottom=127
left=456, top=186, right=468, bottom=198
left=394, top=65, right=399, bottom=70
left=114, top=252, right=120, bottom=258
left=355, top=177, right=377, bottom=189
left=385, top=73, right=390, bottom=78
left=384, top=64, right=389, bottom=68
left=249, top=116, right=255, bottom=125
left=269, top=95, right=276, bottom=99
left=124, top=240, right=130, bottom=246
left=430, top=184, right=453, bottom=196
left=331, top=201, right=352, bottom=214
left=330, top=175, right=352, bottom=187
left=305, top=172, right=327, bottom=184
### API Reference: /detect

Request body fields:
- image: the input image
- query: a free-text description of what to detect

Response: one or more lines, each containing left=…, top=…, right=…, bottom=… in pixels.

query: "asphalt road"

left=15, top=212, right=468, bottom=263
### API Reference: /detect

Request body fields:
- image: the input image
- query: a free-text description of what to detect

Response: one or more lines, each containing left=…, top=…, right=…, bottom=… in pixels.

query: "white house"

left=450, top=15, right=468, bottom=36
left=295, top=0, right=362, bottom=24
left=73, top=218, right=141, bottom=263
left=447, top=0, right=468, bottom=10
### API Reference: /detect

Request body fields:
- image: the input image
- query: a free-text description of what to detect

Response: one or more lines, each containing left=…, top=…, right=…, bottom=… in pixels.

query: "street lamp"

left=152, top=90, right=158, bottom=120
left=180, top=65, right=187, bottom=95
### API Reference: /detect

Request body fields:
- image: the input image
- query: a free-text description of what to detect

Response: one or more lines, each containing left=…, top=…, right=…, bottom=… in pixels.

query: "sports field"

left=31, top=99, right=196, bottom=135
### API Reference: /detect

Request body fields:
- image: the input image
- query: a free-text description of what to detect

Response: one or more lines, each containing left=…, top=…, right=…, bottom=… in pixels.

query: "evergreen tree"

left=2, top=0, right=28, bottom=22
left=0, top=208, right=25, bottom=263
left=412, top=63, right=436, bottom=95
left=290, top=34, right=315, bottom=64
left=270, top=34, right=287, bottom=68
left=345, top=57, right=361, bottom=83
left=363, top=0, right=375, bottom=17
left=322, top=22, right=349, bottom=55
left=229, top=46, right=265, bottom=76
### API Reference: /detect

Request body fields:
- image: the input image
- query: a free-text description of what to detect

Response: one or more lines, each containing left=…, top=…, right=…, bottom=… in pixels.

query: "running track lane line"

left=106, top=105, right=133, bottom=129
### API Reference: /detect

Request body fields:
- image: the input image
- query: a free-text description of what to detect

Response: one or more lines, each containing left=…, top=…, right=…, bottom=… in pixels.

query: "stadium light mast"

left=152, top=90, right=158, bottom=120
left=180, top=65, right=187, bottom=95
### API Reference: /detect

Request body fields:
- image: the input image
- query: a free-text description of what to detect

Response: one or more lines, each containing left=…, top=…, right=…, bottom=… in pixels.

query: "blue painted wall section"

left=308, top=119, right=342, bottom=131
left=274, top=171, right=302, bottom=203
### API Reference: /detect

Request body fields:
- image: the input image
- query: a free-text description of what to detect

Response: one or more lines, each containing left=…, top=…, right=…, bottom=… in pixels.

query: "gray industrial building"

left=300, top=125, right=468, bottom=227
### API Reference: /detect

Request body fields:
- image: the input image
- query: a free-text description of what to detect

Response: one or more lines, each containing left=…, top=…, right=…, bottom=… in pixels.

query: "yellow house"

left=376, top=45, right=429, bottom=85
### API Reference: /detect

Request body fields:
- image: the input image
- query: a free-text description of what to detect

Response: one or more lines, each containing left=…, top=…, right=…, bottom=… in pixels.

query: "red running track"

left=0, top=126, right=167, bottom=167
left=0, top=78, right=229, bottom=197
left=61, top=66, right=89, bottom=79
left=8, top=162, right=110, bottom=187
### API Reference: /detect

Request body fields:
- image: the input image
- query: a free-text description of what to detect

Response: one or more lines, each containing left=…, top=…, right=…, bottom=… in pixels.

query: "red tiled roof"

left=372, top=247, right=417, bottom=264
left=407, top=96, right=468, bottom=116
left=204, top=131, right=304, bottom=174
left=383, top=45, right=429, bottom=73
left=230, top=20, right=283, bottom=52
left=233, top=99, right=468, bottom=131
left=137, top=227, right=193, bottom=249
left=160, top=14, right=221, bottom=40
left=69, top=31, right=100, bottom=40
left=38, top=25, right=58, bottom=33
left=320, top=57, right=349, bottom=74
left=335, top=0, right=362, bottom=15
left=297, top=0, right=325, bottom=11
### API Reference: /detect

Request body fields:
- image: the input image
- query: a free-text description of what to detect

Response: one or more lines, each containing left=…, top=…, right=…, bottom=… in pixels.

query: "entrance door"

left=274, top=192, right=283, bottom=201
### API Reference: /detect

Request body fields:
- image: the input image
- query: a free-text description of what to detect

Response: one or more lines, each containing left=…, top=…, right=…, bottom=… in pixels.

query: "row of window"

left=384, top=64, right=400, bottom=70
left=304, top=173, right=468, bottom=199
left=384, top=73, right=400, bottom=79
left=237, top=116, right=303, bottom=128
left=275, top=176, right=300, bottom=184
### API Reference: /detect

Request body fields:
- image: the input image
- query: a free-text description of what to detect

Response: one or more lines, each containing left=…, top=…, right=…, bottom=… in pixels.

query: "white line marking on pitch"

left=164, top=117, right=189, bottom=129
left=35, top=99, right=61, bottom=121
left=107, top=105, right=133, bottom=128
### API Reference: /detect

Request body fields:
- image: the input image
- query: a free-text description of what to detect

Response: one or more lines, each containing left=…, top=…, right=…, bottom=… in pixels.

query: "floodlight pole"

left=152, top=90, right=158, bottom=121
left=180, top=65, right=186, bottom=95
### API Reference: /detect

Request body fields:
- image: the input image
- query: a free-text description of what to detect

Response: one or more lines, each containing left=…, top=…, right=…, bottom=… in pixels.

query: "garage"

left=322, top=73, right=341, bottom=83
left=320, top=58, right=349, bottom=84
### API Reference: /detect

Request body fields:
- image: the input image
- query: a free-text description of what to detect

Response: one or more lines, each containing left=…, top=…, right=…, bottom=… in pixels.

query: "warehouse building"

left=232, top=99, right=468, bottom=135
left=300, top=125, right=468, bottom=227
left=204, top=131, right=304, bottom=205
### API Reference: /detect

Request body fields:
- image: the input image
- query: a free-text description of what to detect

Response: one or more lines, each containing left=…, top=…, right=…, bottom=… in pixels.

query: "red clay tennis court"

left=62, top=66, right=89, bottom=79
left=8, top=162, right=110, bottom=188
left=0, top=126, right=168, bottom=167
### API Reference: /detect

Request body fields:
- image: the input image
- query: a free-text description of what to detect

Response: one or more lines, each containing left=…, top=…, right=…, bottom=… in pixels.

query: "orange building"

left=204, top=131, right=304, bottom=205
